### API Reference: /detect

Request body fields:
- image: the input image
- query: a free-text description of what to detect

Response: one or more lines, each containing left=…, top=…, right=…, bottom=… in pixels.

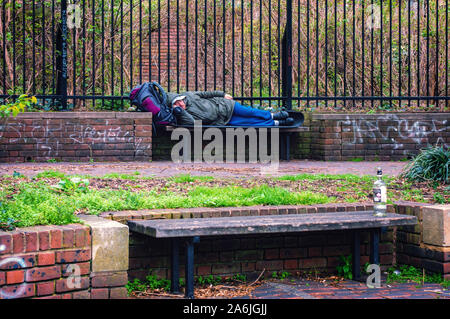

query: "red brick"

left=284, top=259, right=299, bottom=270
left=62, top=227, right=75, bottom=248
left=61, top=293, right=72, bottom=299
left=196, top=265, right=211, bottom=276
left=109, top=287, right=128, bottom=299
left=0, top=272, right=5, bottom=285
left=280, top=248, right=307, bottom=259
left=74, top=227, right=90, bottom=248
left=241, top=262, right=256, bottom=272
left=36, top=281, right=55, bottom=296
left=12, top=232, right=25, bottom=254
left=0, top=283, right=35, bottom=299
left=6, top=270, right=25, bottom=284
left=72, top=290, right=90, bottom=299
left=25, top=266, right=61, bottom=282
left=0, top=254, right=36, bottom=270
left=265, top=249, right=280, bottom=260
left=24, top=231, right=38, bottom=252
left=0, top=233, right=12, bottom=255
left=62, top=262, right=91, bottom=277
left=56, top=249, right=91, bottom=263
left=256, top=260, right=283, bottom=271
left=55, top=276, right=89, bottom=293
left=308, top=247, right=323, bottom=257
left=300, top=258, right=327, bottom=269
left=91, top=271, right=128, bottom=288
left=91, top=288, right=109, bottom=299
left=38, top=231, right=50, bottom=251
left=38, top=252, right=55, bottom=266
left=50, top=229, right=62, bottom=249
left=34, top=294, right=61, bottom=299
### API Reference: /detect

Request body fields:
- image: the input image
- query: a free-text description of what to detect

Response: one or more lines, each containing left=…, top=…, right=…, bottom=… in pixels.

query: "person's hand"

left=173, top=100, right=186, bottom=109
left=224, top=94, right=233, bottom=100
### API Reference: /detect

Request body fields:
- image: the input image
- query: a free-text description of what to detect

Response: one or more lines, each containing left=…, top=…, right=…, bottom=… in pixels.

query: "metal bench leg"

left=352, top=230, right=361, bottom=281
left=185, top=237, right=200, bottom=299
left=170, top=238, right=180, bottom=294
left=370, top=228, right=380, bottom=265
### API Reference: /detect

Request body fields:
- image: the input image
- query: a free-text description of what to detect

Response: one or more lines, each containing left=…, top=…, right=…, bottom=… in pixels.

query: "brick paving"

left=238, top=278, right=450, bottom=299
left=0, top=160, right=408, bottom=178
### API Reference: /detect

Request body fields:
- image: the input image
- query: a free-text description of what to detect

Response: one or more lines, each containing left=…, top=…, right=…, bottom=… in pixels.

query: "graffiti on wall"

left=339, top=115, right=449, bottom=154
left=0, top=244, right=27, bottom=299
left=0, top=119, right=151, bottom=158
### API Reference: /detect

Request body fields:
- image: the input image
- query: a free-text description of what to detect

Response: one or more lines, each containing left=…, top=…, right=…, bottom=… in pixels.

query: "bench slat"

left=127, top=211, right=416, bottom=238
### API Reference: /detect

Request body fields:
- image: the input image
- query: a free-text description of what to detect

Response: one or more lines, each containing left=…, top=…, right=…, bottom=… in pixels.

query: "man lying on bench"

left=167, top=90, right=294, bottom=127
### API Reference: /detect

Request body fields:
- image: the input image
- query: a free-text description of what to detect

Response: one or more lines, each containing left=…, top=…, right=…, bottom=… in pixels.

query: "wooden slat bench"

left=128, top=211, right=417, bottom=298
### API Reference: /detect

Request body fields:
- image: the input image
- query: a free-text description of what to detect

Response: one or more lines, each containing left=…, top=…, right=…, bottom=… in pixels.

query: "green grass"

left=0, top=180, right=333, bottom=228
left=169, top=174, right=215, bottom=183
left=387, top=265, right=450, bottom=289
left=276, top=173, right=381, bottom=183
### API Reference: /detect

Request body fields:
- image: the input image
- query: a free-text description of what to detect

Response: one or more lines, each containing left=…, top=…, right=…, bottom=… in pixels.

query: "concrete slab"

left=79, top=215, right=129, bottom=273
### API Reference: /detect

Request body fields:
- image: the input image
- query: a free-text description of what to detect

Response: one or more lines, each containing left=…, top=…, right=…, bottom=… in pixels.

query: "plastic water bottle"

left=373, top=167, right=387, bottom=217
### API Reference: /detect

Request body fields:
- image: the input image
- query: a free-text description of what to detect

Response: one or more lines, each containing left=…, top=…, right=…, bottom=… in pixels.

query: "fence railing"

left=0, top=0, right=448, bottom=111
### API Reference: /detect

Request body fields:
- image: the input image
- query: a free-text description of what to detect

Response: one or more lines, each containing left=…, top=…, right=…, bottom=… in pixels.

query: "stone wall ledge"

left=10, top=111, right=152, bottom=119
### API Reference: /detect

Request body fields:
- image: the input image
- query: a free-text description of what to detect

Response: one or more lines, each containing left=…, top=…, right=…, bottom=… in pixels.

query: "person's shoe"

left=271, top=111, right=289, bottom=120
left=277, top=117, right=294, bottom=126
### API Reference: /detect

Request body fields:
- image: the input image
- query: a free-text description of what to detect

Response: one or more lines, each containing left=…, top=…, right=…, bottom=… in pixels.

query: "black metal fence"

left=0, top=0, right=448, bottom=111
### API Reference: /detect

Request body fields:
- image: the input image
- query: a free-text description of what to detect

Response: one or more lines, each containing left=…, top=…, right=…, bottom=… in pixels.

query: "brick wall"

left=0, top=223, right=128, bottom=299
left=153, top=112, right=449, bottom=161
left=310, top=113, right=450, bottom=161
left=0, top=112, right=152, bottom=163
left=0, top=224, right=91, bottom=299
left=395, top=201, right=450, bottom=280
left=100, top=203, right=396, bottom=282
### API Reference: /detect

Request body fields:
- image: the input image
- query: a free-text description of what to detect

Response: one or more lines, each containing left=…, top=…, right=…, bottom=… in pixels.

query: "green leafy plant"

left=196, top=275, right=222, bottom=286
left=401, top=146, right=450, bottom=183
left=0, top=94, right=37, bottom=118
left=336, top=255, right=353, bottom=280
left=51, top=177, right=90, bottom=195
left=387, top=265, right=450, bottom=288
left=271, top=271, right=290, bottom=281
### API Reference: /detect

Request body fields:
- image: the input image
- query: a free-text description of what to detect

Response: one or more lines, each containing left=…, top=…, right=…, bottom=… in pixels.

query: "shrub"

left=401, top=147, right=450, bottom=183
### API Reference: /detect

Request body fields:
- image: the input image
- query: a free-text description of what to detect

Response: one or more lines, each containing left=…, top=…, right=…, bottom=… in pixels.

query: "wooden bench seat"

left=128, top=211, right=417, bottom=298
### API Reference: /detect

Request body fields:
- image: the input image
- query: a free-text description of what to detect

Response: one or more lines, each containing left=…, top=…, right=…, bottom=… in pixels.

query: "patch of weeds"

left=196, top=275, right=223, bottom=286
left=336, top=255, right=353, bottom=280
left=51, top=177, right=90, bottom=195
left=387, top=265, right=450, bottom=289
left=47, top=158, right=59, bottom=163
left=348, top=158, right=364, bottom=162
left=170, top=174, right=215, bottom=183
left=125, top=273, right=173, bottom=296
left=12, top=171, right=24, bottom=178
left=271, top=271, right=290, bottom=281
left=34, top=170, right=66, bottom=179
left=433, top=192, right=446, bottom=204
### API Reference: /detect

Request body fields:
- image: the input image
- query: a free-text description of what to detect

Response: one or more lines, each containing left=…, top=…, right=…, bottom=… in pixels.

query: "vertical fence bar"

left=380, top=0, right=383, bottom=108
left=176, top=0, right=180, bottom=92
left=195, top=0, right=198, bottom=90
left=343, top=0, right=346, bottom=108
left=2, top=0, right=6, bottom=97
left=426, top=0, right=429, bottom=107
left=371, top=0, right=374, bottom=109
left=12, top=0, right=16, bottom=98
left=158, top=0, right=160, bottom=83
left=446, top=0, right=448, bottom=108
left=306, top=0, right=310, bottom=108
left=22, top=0, right=25, bottom=92
left=325, top=0, right=328, bottom=108
left=73, top=0, right=77, bottom=108
left=389, top=0, right=392, bottom=108
left=241, top=0, right=244, bottom=97
left=334, top=0, right=337, bottom=108
left=204, top=0, right=207, bottom=91
left=352, top=0, right=355, bottom=107
left=213, top=0, right=216, bottom=90
left=259, top=0, right=262, bottom=105
left=186, top=0, right=189, bottom=91
left=277, top=0, right=280, bottom=108
left=250, top=0, right=253, bottom=106
left=148, top=0, right=152, bottom=83
left=434, top=0, right=438, bottom=106
left=223, top=0, right=226, bottom=93
left=121, top=0, right=124, bottom=107
left=101, top=0, right=105, bottom=108
left=315, top=0, right=319, bottom=108
left=91, top=0, right=96, bottom=109
left=398, top=0, right=402, bottom=108
left=417, top=0, right=420, bottom=108
left=167, top=0, right=170, bottom=91
left=82, top=0, right=86, bottom=108
left=60, top=0, right=68, bottom=109
left=408, top=0, right=411, bottom=108
left=232, top=0, right=235, bottom=97
left=111, top=0, right=115, bottom=99
left=282, top=0, right=292, bottom=110
left=361, top=0, right=365, bottom=109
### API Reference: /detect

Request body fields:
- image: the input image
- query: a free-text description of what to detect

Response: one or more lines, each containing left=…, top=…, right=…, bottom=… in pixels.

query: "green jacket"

left=167, top=91, right=235, bottom=126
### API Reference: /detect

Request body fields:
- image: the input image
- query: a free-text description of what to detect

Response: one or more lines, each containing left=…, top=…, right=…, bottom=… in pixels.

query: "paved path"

left=0, top=160, right=408, bottom=178
left=239, top=278, right=450, bottom=299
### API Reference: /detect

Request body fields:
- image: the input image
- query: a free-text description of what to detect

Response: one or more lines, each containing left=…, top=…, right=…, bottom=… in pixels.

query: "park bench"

left=128, top=211, right=417, bottom=298
left=159, top=111, right=308, bottom=160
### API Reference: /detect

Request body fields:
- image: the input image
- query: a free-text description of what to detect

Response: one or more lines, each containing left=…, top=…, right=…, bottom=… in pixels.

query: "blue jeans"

left=227, top=102, right=275, bottom=126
